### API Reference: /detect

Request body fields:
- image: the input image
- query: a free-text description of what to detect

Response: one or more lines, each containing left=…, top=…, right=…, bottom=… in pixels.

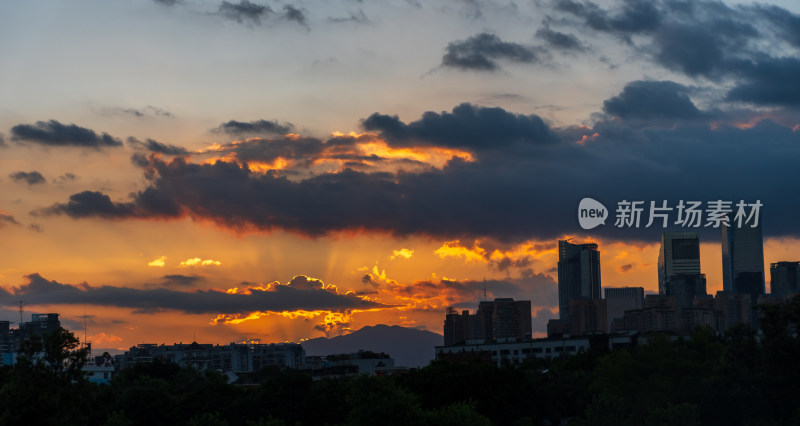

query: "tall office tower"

left=558, top=240, right=601, bottom=321
left=714, top=291, right=752, bottom=330
left=491, top=298, right=532, bottom=340
left=0, top=321, right=11, bottom=354
left=665, top=274, right=708, bottom=311
left=443, top=308, right=469, bottom=346
left=770, top=261, right=800, bottom=298
left=568, top=298, right=607, bottom=335
left=444, top=298, right=532, bottom=345
left=12, top=313, right=61, bottom=351
left=722, top=221, right=765, bottom=300
left=605, top=287, right=644, bottom=327
left=658, top=232, right=701, bottom=296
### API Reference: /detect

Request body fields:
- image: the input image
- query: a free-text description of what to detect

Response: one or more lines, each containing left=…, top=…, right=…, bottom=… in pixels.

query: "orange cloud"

left=87, top=332, right=124, bottom=346
left=147, top=256, right=166, bottom=267
left=435, top=239, right=557, bottom=272
left=435, top=240, right=487, bottom=263
left=179, top=257, right=222, bottom=267
left=390, top=248, right=414, bottom=260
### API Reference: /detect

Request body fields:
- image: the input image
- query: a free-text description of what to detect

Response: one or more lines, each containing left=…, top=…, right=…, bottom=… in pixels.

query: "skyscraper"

left=722, top=220, right=765, bottom=300
left=770, top=261, right=800, bottom=298
left=443, top=298, right=532, bottom=345
left=443, top=308, right=469, bottom=346
left=605, top=286, right=644, bottom=328
left=568, top=298, right=607, bottom=335
left=658, top=232, right=701, bottom=296
left=558, top=240, right=601, bottom=321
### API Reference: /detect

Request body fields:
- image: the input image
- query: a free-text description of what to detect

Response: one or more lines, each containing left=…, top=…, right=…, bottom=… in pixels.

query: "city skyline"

left=2, top=0, right=800, bottom=350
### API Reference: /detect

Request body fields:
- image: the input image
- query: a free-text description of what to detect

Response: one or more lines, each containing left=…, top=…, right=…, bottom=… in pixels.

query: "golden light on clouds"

left=179, top=257, right=222, bottom=267
left=435, top=240, right=487, bottom=263
left=390, top=248, right=414, bottom=260
left=147, top=256, right=166, bottom=267
left=87, top=332, right=124, bottom=346
left=355, top=140, right=475, bottom=169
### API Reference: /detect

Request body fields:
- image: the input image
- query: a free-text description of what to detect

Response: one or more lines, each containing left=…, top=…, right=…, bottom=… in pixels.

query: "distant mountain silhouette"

left=301, top=324, right=443, bottom=368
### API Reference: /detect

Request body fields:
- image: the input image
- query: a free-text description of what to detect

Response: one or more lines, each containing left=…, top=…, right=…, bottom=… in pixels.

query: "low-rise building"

left=435, top=335, right=620, bottom=367
left=114, top=341, right=305, bottom=373
left=299, top=350, right=403, bottom=380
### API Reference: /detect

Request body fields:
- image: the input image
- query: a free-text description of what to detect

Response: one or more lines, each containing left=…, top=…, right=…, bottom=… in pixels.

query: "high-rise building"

left=658, top=232, right=701, bottom=296
left=665, top=274, right=708, bottom=311
left=0, top=321, right=11, bottom=355
left=443, top=298, right=532, bottom=344
left=722, top=220, right=765, bottom=300
left=605, top=287, right=644, bottom=327
left=12, top=313, right=61, bottom=350
left=714, top=291, right=752, bottom=330
left=491, top=298, right=532, bottom=340
left=568, top=298, right=607, bottom=335
left=558, top=240, right=601, bottom=320
left=658, top=232, right=706, bottom=311
left=443, top=308, right=470, bottom=346
left=770, top=261, right=800, bottom=298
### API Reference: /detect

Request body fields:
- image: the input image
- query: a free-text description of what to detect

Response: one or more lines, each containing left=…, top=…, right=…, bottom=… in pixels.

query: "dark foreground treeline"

left=2, top=297, right=800, bottom=426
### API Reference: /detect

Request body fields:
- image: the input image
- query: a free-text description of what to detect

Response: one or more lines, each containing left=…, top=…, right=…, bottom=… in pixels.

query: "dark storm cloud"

left=38, top=191, right=137, bottom=219
left=282, top=5, right=308, bottom=28
left=110, top=106, right=173, bottom=118
left=127, top=137, right=189, bottom=155
left=9, top=171, right=46, bottom=185
left=651, top=19, right=757, bottom=79
left=214, top=136, right=324, bottom=164
left=554, top=0, right=661, bottom=36
left=54, top=173, right=77, bottom=183
left=153, top=0, right=180, bottom=5
left=552, top=0, right=800, bottom=108
left=218, top=0, right=272, bottom=25
left=753, top=4, right=800, bottom=48
left=10, top=120, right=123, bottom=148
left=535, top=27, right=584, bottom=51
left=441, top=33, right=547, bottom=71
left=726, top=57, right=800, bottom=107
left=0, top=273, right=386, bottom=315
left=603, top=80, right=709, bottom=120
left=41, top=95, right=800, bottom=243
left=212, top=119, right=294, bottom=136
left=38, top=188, right=181, bottom=219
left=362, top=103, right=555, bottom=150
left=162, top=275, right=202, bottom=287
left=555, top=0, right=758, bottom=77
left=0, top=214, right=19, bottom=228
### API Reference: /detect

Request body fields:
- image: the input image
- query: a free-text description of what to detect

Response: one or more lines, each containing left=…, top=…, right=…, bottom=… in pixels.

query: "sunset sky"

left=2, top=0, right=800, bottom=352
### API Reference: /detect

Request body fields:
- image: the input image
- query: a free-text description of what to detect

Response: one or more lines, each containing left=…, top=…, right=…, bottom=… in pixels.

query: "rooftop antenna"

left=17, top=301, right=26, bottom=324
left=483, top=277, right=487, bottom=301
